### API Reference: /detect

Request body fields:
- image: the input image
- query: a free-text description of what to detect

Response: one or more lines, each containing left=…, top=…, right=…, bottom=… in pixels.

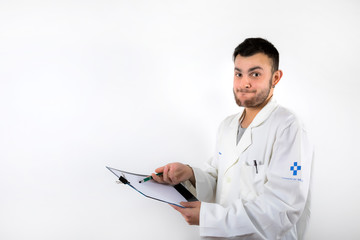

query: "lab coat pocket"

left=239, top=161, right=265, bottom=201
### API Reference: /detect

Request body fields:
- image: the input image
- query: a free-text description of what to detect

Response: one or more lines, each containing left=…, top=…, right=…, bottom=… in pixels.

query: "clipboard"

left=106, top=166, right=198, bottom=208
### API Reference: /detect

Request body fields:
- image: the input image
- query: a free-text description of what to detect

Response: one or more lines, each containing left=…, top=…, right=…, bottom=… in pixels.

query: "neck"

left=241, top=95, right=273, bottom=128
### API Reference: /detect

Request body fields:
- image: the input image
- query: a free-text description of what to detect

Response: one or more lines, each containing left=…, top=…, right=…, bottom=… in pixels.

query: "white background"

left=1, top=0, right=359, bottom=239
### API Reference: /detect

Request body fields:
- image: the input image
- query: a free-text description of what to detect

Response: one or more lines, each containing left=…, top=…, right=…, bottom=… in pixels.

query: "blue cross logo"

left=290, top=162, right=301, bottom=176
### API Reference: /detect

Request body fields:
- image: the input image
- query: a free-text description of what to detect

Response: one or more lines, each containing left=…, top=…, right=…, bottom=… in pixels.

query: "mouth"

left=236, top=90, right=256, bottom=94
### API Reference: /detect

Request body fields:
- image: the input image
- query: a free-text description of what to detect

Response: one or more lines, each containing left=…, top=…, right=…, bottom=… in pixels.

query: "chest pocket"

left=238, top=159, right=266, bottom=202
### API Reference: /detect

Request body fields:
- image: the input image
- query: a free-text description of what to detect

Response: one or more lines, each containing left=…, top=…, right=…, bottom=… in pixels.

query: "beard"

left=233, top=78, right=272, bottom=108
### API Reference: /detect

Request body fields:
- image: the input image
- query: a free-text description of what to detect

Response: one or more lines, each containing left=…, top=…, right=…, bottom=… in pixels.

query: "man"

left=153, top=38, right=313, bottom=240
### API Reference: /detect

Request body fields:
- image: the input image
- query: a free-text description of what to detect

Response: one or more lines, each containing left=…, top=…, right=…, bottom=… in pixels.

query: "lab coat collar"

left=248, top=96, right=279, bottom=128
left=228, top=97, right=279, bottom=170
left=230, top=97, right=279, bottom=129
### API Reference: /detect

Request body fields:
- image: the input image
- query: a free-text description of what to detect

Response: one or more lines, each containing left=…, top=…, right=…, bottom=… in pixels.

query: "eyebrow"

left=234, top=66, right=264, bottom=72
left=249, top=66, right=263, bottom=72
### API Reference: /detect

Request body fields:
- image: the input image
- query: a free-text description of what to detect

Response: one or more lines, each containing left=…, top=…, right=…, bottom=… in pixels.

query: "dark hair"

left=233, top=38, right=279, bottom=72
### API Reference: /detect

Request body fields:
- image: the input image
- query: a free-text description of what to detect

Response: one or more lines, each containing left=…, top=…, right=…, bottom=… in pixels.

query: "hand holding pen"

left=150, top=162, right=195, bottom=186
left=139, top=172, right=163, bottom=183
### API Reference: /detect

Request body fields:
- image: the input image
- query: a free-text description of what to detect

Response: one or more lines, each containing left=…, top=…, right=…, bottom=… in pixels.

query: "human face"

left=233, top=53, right=280, bottom=108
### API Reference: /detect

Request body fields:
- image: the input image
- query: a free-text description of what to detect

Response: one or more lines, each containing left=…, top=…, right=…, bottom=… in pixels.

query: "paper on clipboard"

left=106, top=166, right=197, bottom=208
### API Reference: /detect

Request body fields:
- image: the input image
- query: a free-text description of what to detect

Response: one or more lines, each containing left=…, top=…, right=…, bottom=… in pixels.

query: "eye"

left=235, top=72, right=242, bottom=77
left=251, top=72, right=260, bottom=77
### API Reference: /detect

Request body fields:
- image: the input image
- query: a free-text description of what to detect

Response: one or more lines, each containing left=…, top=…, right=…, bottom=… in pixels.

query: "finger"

left=170, top=203, right=185, bottom=213
left=167, top=165, right=175, bottom=184
left=152, top=166, right=166, bottom=183
left=151, top=173, right=164, bottom=183
left=155, top=166, right=165, bottom=174
left=180, top=201, right=200, bottom=208
left=163, top=165, right=171, bottom=183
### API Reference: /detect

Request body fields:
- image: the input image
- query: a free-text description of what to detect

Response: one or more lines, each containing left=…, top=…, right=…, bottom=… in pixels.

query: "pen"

left=254, top=160, right=258, bottom=174
left=139, top=172, right=163, bottom=183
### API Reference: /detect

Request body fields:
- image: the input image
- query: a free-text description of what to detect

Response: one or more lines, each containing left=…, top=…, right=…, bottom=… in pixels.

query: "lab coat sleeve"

left=198, top=120, right=313, bottom=239
left=190, top=118, right=226, bottom=202
left=192, top=159, right=218, bottom=202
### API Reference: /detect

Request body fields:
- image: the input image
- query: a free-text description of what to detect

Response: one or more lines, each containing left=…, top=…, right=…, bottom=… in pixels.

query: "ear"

left=272, top=70, right=283, bottom=88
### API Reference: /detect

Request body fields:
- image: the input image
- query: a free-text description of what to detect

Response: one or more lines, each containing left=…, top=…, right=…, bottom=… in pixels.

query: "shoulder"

left=220, top=111, right=242, bottom=128
left=214, top=111, right=242, bottom=137
left=271, top=105, right=306, bottom=132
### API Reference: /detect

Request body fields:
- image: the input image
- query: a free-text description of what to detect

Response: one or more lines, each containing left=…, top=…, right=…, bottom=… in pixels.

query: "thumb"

left=180, top=201, right=200, bottom=208
left=155, top=166, right=165, bottom=173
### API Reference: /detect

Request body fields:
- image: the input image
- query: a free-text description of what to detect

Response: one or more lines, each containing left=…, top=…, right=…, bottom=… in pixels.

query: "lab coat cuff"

left=199, top=202, right=219, bottom=237
left=199, top=202, right=234, bottom=238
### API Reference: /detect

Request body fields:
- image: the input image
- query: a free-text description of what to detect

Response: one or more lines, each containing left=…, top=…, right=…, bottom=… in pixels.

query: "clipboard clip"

left=116, top=173, right=129, bottom=184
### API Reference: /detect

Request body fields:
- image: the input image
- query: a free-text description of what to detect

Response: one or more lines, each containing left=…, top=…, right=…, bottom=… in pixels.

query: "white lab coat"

left=192, top=98, right=313, bottom=240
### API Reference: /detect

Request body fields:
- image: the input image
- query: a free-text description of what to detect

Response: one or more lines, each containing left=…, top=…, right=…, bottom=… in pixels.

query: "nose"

left=234, top=76, right=251, bottom=90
